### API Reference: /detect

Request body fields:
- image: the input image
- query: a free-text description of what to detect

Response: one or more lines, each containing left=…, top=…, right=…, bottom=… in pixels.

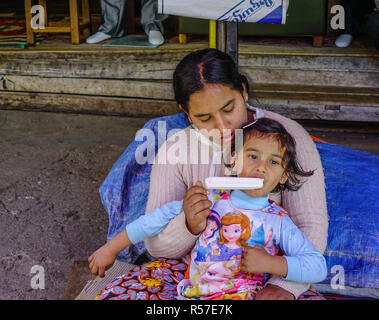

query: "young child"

left=88, top=118, right=327, bottom=299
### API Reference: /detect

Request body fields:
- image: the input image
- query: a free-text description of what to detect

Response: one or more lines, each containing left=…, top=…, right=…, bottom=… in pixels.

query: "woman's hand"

left=254, top=284, right=295, bottom=300
left=88, top=243, right=117, bottom=278
left=183, top=181, right=212, bottom=235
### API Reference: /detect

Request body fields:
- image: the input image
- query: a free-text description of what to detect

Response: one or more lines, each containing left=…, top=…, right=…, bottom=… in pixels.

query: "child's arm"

left=241, top=215, right=327, bottom=284
left=277, top=215, right=328, bottom=284
left=88, top=200, right=183, bottom=277
left=88, top=229, right=131, bottom=277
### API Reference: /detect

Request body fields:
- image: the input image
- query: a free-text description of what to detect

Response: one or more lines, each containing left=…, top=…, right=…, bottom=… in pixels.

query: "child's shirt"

left=125, top=189, right=327, bottom=299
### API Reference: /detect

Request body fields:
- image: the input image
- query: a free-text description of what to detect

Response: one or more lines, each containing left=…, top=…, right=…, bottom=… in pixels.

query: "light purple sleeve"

left=126, top=200, right=183, bottom=244
left=280, top=215, right=328, bottom=284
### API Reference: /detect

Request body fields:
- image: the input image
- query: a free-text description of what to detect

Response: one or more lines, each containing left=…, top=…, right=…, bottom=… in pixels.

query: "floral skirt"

left=96, top=258, right=325, bottom=300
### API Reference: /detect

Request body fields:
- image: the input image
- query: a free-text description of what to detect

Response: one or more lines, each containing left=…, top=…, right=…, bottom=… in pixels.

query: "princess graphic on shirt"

left=192, top=210, right=221, bottom=263
left=212, top=211, right=252, bottom=262
left=179, top=260, right=239, bottom=298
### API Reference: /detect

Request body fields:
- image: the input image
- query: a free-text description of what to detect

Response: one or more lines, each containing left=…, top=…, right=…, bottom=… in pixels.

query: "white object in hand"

left=204, top=177, right=264, bottom=190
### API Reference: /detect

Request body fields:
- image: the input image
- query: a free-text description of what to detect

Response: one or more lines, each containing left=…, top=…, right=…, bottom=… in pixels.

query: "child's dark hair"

left=232, top=118, right=314, bottom=193
left=173, top=48, right=253, bottom=111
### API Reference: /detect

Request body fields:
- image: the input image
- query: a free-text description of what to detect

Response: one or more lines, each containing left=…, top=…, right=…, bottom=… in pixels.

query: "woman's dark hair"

left=231, top=118, right=314, bottom=193
left=173, top=48, right=251, bottom=111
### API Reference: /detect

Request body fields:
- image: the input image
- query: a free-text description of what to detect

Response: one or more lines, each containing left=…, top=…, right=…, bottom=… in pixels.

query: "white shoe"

left=148, top=30, right=164, bottom=45
left=335, top=34, right=353, bottom=48
left=86, top=32, right=112, bottom=44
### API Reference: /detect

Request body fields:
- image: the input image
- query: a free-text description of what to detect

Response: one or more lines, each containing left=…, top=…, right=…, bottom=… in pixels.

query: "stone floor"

left=0, top=109, right=377, bottom=300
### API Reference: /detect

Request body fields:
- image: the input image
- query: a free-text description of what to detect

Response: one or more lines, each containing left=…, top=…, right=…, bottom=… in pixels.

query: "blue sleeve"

left=280, top=215, right=327, bottom=284
left=125, top=200, right=183, bottom=244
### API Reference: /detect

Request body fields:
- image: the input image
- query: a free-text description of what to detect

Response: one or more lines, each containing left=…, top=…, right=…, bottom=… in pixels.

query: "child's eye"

left=248, top=154, right=258, bottom=160
left=270, top=160, right=280, bottom=165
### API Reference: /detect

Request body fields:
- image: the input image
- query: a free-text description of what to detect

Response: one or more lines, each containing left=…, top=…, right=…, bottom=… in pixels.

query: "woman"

left=98, top=48, right=328, bottom=300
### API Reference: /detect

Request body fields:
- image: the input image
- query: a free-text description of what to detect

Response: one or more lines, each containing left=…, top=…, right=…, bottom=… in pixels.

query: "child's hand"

left=183, top=181, right=211, bottom=235
left=88, top=244, right=117, bottom=278
left=241, top=245, right=287, bottom=277
left=241, top=245, right=273, bottom=274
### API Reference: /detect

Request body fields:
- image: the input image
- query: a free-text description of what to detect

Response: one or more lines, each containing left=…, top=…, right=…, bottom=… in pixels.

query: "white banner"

left=158, top=0, right=289, bottom=24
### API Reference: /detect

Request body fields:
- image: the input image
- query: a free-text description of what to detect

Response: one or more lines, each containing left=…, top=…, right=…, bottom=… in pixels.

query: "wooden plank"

left=1, top=91, right=378, bottom=122
left=1, top=75, right=173, bottom=99
left=32, top=26, right=71, bottom=33
left=242, top=68, right=379, bottom=88
left=1, top=49, right=378, bottom=81
left=0, top=91, right=178, bottom=117
left=259, top=98, right=379, bottom=122
left=3, top=73, right=378, bottom=103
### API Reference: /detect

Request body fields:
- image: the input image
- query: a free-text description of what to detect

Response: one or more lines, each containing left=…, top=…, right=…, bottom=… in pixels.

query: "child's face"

left=233, top=134, right=288, bottom=198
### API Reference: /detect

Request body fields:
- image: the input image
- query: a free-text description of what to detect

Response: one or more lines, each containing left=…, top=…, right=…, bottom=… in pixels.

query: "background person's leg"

left=336, top=0, right=375, bottom=47
left=141, top=0, right=168, bottom=45
left=87, top=0, right=126, bottom=44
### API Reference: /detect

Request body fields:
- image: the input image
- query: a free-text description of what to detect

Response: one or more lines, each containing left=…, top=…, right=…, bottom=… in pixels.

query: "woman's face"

left=186, top=84, right=248, bottom=147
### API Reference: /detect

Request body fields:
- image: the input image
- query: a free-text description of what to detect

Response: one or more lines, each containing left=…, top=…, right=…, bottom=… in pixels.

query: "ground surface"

left=0, top=110, right=147, bottom=299
left=0, top=110, right=378, bottom=300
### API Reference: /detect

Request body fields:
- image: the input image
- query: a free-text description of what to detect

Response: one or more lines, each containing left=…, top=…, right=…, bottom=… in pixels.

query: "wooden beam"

left=24, top=0, right=35, bottom=45
left=217, top=21, right=226, bottom=52
left=81, top=0, right=91, bottom=38
left=226, top=22, right=238, bottom=65
left=69, top=0, right=80, bottom=44
left=32, top=26, right=71, bottom=33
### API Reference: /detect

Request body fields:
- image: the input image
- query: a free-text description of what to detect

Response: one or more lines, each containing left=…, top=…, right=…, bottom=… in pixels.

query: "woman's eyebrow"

left=194, top=99, right=235, bottom=117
